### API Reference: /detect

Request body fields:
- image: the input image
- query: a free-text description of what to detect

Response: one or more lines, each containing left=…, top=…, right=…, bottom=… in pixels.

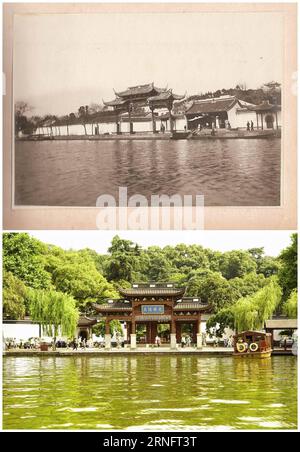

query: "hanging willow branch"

left=233, top=277, right=282, bottom=332
left=28, top=289, right=79, bottom=339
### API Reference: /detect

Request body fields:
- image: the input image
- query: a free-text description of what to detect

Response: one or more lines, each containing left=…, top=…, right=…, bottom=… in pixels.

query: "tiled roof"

left=103, top=98, right=128, bottom=107
left=158, top=112, right=186, bottom=120
left=186, top=97, right=239, bottom=115
left=148, top=90, right=184, bottom=102
left=119, top=287, right=186, bottom=297
left=174, top=302, right=209, bottom=311
left=93, top=302, right=132, bottom=312
left=115, top=83, right=165, bottom=98
left=77, top=316, right=97, bottom=327
left=250, top=101, right=280, bottom=112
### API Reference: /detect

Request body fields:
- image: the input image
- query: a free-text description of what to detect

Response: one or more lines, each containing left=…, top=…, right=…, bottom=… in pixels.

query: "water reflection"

left=15, top=139, right=280, bottom=206
left=3, top=356, right=296, bottom=430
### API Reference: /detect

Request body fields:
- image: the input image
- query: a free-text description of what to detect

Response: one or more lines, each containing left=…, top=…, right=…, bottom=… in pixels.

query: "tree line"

left=2, top=233, right=297, bottom=337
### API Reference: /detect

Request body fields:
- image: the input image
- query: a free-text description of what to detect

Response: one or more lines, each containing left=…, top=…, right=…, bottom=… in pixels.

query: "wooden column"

left=105, top=318, right=110, bottom=335
left=131, top=319, right=136, bottom=334
left=171, top=319, right=176, bottom=335
left=146, top=323, right=151, bottom=344
left=275, top=111, right=278, bottom=130
left=256, top=112, right=259, bottom=130
left=191, top=322, right=196, bottom=343
left=149, top=322, right=157, bottom=344
left=176, top=322, right=181, bottom=343
left=261, top=113, right=264, bottom=130
left=127, top=322, right=131, bottom=341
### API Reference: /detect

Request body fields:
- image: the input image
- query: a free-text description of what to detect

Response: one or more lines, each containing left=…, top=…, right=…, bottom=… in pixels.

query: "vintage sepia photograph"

left=2, top=3, right=297, bottom=230
left=10, top=9, right=287, bottom=208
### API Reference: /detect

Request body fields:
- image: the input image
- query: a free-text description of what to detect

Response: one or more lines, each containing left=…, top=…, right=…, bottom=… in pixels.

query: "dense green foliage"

left=2, top=233, right=297, bottom=336
left=3, top=233, right=52, bottom=289
left=3, top=271, right=27, bottom=319
left=28, top=289, right=79, bottom=341
left=92, top=320, right=123, bottom=337
left=232, top=278, right=282, bottom=332
left=283, top=290, right=298, bottom=318
left=278, top=233, right=297, bottom=302
left=207, top=277, right=282, bottom=334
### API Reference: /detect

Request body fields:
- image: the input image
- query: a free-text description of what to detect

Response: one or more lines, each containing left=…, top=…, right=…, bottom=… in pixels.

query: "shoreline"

left=17, top=130, right=281, bottom=142
left=3, top=347, right=294, bottom=357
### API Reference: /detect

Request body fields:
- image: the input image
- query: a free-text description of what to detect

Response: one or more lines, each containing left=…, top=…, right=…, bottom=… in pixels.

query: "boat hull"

left=170, top=131, right=191, bottom=140
left=233, top=350, right=272, bottom=359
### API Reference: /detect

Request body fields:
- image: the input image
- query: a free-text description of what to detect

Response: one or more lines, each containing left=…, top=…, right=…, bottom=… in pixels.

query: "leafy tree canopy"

left=3, top=271, right=27, bottom=319
left=3, top=233, right=52, bottom=289
left=278, top=233, right=297, bottom=301
left=232, top=277, right=282, bottom=332
left=219, top=250, right=257, bottom=279
left=28, top=289, right=79, bottom=341
left=283, top=290, right=297, bottom=318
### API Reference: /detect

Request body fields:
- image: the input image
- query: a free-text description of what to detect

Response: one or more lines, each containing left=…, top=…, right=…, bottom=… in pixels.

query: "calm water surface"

left=3, top=356, right=296, bottom=430
left=15, top=139, right=280, bottom=206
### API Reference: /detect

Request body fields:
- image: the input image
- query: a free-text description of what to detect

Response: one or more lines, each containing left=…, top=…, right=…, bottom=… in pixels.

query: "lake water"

left=15, top=139, right=281, bottom=206
left=3, top=355, right=296, bottom=431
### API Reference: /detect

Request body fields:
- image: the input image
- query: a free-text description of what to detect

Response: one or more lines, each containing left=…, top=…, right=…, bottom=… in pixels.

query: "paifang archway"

left=93, top=283, right=211, bottom=350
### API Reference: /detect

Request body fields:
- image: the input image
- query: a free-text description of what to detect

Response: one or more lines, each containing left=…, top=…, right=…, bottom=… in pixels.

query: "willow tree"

left=283, top=290, right=297, bottom=318
left=28, top=289, right=79, bottom=349
left=233, top=277, right=282, bottom=332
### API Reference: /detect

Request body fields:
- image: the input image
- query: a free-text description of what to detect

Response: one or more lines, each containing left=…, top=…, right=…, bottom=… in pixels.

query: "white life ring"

left=236, top=343, right=246, bottom=353
left=250, top=342, right=259, bottom=352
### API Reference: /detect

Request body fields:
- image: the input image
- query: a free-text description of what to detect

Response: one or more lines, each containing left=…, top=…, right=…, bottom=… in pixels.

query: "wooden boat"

left=170, top=131, right=191, bottom=140
left=233, top=331, right=272, bottom=359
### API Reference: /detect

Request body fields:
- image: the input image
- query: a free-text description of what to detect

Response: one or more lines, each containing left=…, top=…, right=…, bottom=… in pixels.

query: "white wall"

left=3, top=323, right=40, bottom=341
left=175, top=118, right=187, bottom=130
left=97, top=122, right=116, bottom=134
left=68, top=123, right=86, bottom=135
left=229, top=107, right=281, bottom=129
left=234, top=110, right=258, bottom=128
left=132, top=121, right=152, bottom=132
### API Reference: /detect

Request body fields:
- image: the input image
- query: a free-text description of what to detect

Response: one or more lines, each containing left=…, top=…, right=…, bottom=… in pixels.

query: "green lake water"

left=3, top=355, right=297, bottom=431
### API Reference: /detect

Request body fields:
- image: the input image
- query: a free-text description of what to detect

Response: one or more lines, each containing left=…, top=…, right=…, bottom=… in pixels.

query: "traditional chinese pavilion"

left=103, top=83, right=184, bottom=134
left=93, top=283, right=211, bottom=349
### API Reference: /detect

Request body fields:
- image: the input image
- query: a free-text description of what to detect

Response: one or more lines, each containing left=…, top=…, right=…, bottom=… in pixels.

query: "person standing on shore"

left=155, top=335, right=161, bottom=347
left=181, top=335, right=186, bottom=348
left=73, top=338, right=78, bottom=350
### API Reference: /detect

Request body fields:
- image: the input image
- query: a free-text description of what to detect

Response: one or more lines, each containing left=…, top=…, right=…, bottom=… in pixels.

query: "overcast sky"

left=29, top=231, right=293, bottom=257
left=14, top=12, right=283, bottom=116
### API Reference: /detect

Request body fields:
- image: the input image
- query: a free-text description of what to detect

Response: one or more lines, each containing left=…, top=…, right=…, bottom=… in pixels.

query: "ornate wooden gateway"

left=93, top=283, right=211, bottom=349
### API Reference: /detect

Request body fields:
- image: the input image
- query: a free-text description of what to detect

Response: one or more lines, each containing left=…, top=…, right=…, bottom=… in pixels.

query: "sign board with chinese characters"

left=141, top=305, right=165, bottom=314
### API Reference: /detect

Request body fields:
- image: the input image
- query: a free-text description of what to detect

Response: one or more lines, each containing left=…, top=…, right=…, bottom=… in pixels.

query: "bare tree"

left=15, top=101, right=33, bottom=117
